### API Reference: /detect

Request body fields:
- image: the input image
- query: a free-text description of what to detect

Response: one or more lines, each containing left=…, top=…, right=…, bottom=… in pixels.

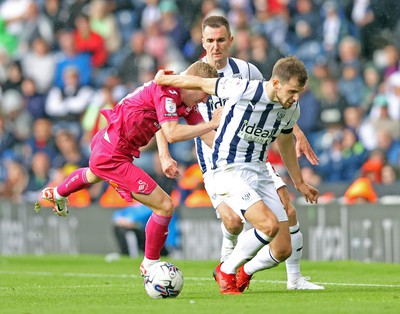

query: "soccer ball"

left=143, top=261, right=184, bottom=299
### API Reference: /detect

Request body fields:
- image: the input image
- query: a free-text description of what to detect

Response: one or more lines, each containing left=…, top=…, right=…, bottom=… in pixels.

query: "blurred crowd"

left=0, top=0, right=399, bottom=207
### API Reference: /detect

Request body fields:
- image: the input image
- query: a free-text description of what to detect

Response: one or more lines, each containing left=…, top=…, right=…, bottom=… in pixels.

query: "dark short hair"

left=272, top=56, right=308, bottom=86
left=202, top=15, right=231, bottom=37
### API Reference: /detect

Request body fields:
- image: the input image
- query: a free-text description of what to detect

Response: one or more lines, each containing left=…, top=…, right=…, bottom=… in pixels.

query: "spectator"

left=0, top=18, right=18, bottom=57
left=381, top=164, right=398, bottom=185
left=22, top=118, right=58, bottom=167
left=182, top=21, right=204, bottom=63
left=16, top=1, right=55, bottom=55
left=365, top=94, right=400, bottom=147
left=73, top=13, right=107, bottom=69
left=21, top=36, right=56, bottom=93
left=1, top=60, right=24, bottom=93
left=360, top=149, right=386, bottom=184
left=0, top=114, right=16, bottom=158
left=45, top=66, right=93, bottom=138
left=320, top=1, right=350, bottom=59
left=337, top=63, right=365, bottom=107
left=20, top=78, right=47, bottom=121
left=117, top=30, right=158, bottom=88
left=43, top=0, right=69, bottom=37
left=159, top=0, right=188, bottom=50
left=0, top=158, right=28, bottom=203
left=249, top=32, right=284, bottom=78
left=0, top=89, right=32, bottom=145
left=317, top=77, right=348, bottom=129
left=24, top=150, right=51, bottom=202
left=361, top=63, right=382, bottom=113
left=53, top=29, right=92, bottom=88
left=52, top=129, right=89, bottom=170
left=88, top=0, right=122, bottom=54
left=385, top=71, right=400, bottom=121
left=375, top=128, right=400, bottom=168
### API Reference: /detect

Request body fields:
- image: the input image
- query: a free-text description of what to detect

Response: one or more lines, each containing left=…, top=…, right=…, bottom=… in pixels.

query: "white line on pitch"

left=1, top=270, right=400, bottom=288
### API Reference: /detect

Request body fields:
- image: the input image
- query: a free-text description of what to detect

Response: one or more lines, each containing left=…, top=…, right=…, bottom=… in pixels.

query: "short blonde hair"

left=185, top=61, right=219, bottom=78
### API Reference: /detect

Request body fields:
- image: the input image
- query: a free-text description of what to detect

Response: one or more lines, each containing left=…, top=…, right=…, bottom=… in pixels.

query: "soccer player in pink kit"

left=39, top=61, right=221, bottom=274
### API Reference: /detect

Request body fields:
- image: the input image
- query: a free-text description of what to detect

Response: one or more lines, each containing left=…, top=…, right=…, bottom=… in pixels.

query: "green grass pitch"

left=1, top=255, right=399, bottom=314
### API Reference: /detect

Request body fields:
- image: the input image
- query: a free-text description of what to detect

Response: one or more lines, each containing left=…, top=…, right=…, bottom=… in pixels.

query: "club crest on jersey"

left=165, top=98, right=176, bottom=113
left=276, top=109, right=286, bottom=121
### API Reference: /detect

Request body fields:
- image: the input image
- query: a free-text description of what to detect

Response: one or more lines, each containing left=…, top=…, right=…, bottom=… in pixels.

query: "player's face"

left=202, top=26, right=233, bottom=69
left=275, top=77, right=304, bottom=109
left=183, top=90, right=209, bottom=108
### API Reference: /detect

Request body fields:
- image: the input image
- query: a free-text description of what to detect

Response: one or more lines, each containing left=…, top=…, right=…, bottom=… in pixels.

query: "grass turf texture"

left=1, top=255, right=399, bottom=314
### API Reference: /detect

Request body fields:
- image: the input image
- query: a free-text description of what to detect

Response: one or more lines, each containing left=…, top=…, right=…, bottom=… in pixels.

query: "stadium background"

left=0, top=0, right=399, bottom=260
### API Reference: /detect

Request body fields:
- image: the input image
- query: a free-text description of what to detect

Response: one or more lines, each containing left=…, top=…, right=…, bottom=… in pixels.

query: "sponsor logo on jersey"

left=165, top=97, right=176, bottom=113
left=241, top=192, right=251, bottom=202
left=138, top=180, right=148, bottom=192
left=237, top=120, right=279, bottom=144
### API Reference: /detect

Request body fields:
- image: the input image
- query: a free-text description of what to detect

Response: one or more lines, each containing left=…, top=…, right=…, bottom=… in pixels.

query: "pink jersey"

left=100, top=80, right=204, bottom=158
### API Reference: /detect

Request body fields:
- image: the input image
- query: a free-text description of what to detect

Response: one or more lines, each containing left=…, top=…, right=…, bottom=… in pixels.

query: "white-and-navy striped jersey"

left=195, top=57, right=264, bottom=174
left=211, top=77, right=300, bottom=169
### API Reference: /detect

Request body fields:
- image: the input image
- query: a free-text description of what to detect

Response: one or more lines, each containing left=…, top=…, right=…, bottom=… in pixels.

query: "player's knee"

left=223, top=215, right=243, bottom=235
left=257, top=219, right=279, bottom=238
left=156, top=196, right=175, bottom=216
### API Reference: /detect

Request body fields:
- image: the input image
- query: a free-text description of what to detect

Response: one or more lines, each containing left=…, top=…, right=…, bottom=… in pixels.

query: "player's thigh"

left=211, top=164, right=261, bottom=223
left=243, top=200, right=279, bottom=233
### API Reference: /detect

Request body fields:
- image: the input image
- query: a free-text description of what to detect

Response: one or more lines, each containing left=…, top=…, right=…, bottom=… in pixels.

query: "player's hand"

left=210, top=107, right=223, bottom=129
left=295, top=133, right=319, bottom=165
left=159, top=155, right=181, bottom=178
left=295, top=182, right=319, bottom=204
left=154, top=70, right=174, bottom=85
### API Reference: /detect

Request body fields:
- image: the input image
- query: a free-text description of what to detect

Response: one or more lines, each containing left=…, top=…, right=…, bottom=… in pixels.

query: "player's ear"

left=271, top=78, right=280, bottom=89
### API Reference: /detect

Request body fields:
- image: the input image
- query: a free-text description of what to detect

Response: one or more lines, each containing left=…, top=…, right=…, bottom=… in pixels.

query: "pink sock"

left=144, top=213, right=172, bottom=260
left=57, top=167, right=91, bottom=197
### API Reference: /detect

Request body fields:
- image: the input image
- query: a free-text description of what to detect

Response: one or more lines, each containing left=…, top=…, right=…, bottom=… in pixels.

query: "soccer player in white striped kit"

left=155, top=55, right=320, bottom=294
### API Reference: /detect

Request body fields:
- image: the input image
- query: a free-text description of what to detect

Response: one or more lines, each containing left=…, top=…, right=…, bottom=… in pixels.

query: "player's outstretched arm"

left=155, top=70, right=217, bottom=95
left=277, top=132, right=319, bottom=204
left=293, top=124, right=319, bottom=165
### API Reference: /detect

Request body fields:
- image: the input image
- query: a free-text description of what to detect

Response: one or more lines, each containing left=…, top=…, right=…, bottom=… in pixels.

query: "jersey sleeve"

left=248, top=62, right=264, bottom=81
left=215, top=77, right=249, bottom=102
left=156, top=87, right=182, bottom=125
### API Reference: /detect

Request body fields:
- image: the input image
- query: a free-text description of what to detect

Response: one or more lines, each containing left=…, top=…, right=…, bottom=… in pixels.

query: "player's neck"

left=265, top=81, right=277, bottom=102
left=207, top=56, right=227, bottom=70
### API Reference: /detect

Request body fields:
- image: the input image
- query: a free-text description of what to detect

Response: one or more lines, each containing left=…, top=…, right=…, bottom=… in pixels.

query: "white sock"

left=53, top=187, right=62, bottom=200
left=220, top=222, right=238, bottom=262
left=221, top=228, right=273, bottom=274
left=243, top=245, right=281, bottom=275
left=285, top=221, right=302, bottom=283
left=142, top=256, right=160, bottom=270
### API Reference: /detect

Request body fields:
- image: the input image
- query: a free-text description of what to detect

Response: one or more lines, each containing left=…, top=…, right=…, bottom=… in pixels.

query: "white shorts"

left=210, top=161, right=288, bottom=223
left=204, top=162, right=286, bottom=219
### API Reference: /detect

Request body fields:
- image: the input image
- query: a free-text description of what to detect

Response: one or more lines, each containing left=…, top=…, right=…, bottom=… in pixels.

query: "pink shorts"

left=89, top=129, right=157, bottom=202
